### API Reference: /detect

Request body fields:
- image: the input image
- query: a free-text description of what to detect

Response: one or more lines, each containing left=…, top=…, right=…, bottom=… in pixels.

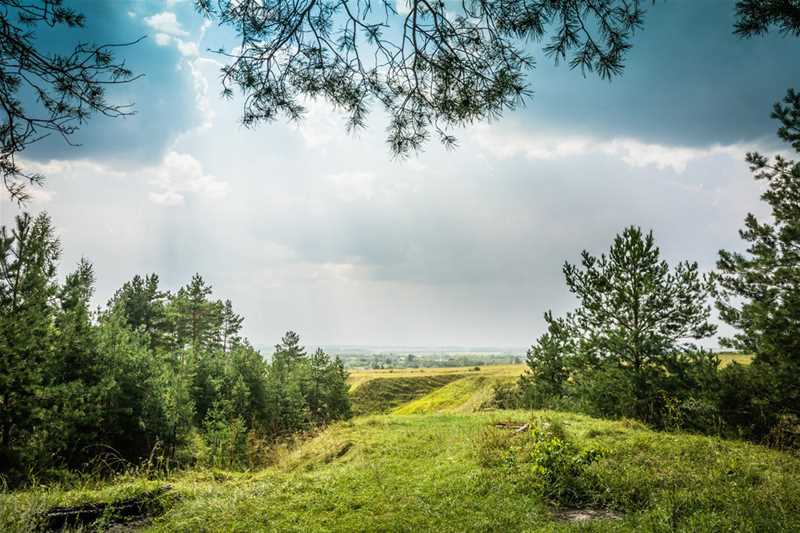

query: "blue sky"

left=2, top=0, right=798, bottom=348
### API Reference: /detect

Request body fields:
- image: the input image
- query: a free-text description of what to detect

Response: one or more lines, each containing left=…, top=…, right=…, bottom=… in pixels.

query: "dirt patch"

left=44, top=485, right=171, bottom=531
left=553, top=508, right=622, bottom=522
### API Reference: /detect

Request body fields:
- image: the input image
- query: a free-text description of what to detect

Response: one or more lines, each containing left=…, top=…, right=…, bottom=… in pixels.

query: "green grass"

left=3, top=410, right=800, bottom=532
left=3, top=362, right=794, bottom=532
left=349, top=374, right=468, bottom=415
left=393, top=373, right=513, bottom=414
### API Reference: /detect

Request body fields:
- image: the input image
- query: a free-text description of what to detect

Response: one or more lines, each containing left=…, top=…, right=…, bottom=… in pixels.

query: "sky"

left=2, top=0, right=799, bottom=350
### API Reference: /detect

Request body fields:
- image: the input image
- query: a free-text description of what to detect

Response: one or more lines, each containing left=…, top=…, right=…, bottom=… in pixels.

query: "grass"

left=348, top=364, right=525, bottom=416
left=717, top=352, right=753, bottom=367
left=392, top=373, right=515, bottom=414
left=348, top=374, right=467, bottom=415
left=3, top=411, right=800, bottom=532
left=4, top=360, right=794, bottom=532
left=346, top=363, right=524, bottom=391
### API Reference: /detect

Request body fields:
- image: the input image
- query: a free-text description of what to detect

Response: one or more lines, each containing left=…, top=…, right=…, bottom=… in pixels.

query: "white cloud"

left=327, top=172, right=377, bottom=202
left=144, top=11, right=188, bottom=37
left=18, top=158, right=126, bottom=179
left=152, top=32, right=198, bottom=57
left=154, top=33, right=172, bottom=46
left=188, top=59, right=213, bottom=125
left=148, top=151, right=229, bottom=206
left=176, top=39, right=199, bottom=57
left=324, top=168, right=423, bottom=204
left=600, top=139, right=743, bottom=172
left=148, top=189, right=184, bottom=206
left=292, top=98, right=342, bottom=148
left=470, top=126, right=748, bottom=173
left=395, top=0, right=411, bottom=15
left=15, top=154, right=227, bottom=207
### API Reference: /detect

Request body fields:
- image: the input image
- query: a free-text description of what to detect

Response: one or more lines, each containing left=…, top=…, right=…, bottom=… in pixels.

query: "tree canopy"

left=734, top=0, right=800, bottom=37
left=196, top=0, right=647, bottom=156
left=0, top=0, right=141, bottom=202
left=5, top=1, right=800, bottom=201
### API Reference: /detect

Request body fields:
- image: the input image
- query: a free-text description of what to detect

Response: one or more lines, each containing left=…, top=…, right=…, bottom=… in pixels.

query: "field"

left=347, top=364, right=525, bottom=415
left=717, top=352, right=753, bottom=367
left=346, top=363, right=525, bottom=390
left=4, top=358, right=795, bottom=533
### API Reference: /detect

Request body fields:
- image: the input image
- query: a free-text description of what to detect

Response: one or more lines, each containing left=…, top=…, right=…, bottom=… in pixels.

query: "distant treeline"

left=0, top=213, right=351, bottom=485
left=339, top=353, right=524, bottom=369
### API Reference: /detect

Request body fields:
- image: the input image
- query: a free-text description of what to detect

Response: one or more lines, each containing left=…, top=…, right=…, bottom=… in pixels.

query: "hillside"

left=2, top=363, right=797, bottom=532
left=348, top=364, right=525, bottom=415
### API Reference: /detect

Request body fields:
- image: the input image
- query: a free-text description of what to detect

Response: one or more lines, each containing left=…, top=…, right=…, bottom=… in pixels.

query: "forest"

left=0, top=216, right=351, bottom=481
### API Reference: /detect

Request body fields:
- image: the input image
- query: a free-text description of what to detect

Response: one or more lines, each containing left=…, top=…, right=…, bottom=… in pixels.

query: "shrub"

left=489, top=383, right=522, bottom=409
left=569, top=363, right=638, bottom=421
left=766, top=414, right=800, bottom=453
left=526, top=420, right=604, bottom=506
left=716, top=362, right=775, bottom=439
left=477, top=417, right=605, bottom=507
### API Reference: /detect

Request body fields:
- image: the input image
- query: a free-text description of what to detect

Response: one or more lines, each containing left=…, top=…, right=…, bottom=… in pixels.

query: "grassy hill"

left=348, top=364, right=524, bottom=415
left=348, top=374, right=467, bottom=415
left=3, top=360, right=794, bottom=533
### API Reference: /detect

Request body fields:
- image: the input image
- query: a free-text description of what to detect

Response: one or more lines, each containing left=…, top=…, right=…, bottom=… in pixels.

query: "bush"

left=661, top=395, right=722, bottom=435
left=716, top=363, right=775, bottom=439
left=477, top=417, right=605, bottom=507
left=569, top=363, right=638, bottom=421
left=767, top=414, right=800, bottom=453
left=489, top=383, right=522, bottom=409
left=526, top=420, right=604, bottom=506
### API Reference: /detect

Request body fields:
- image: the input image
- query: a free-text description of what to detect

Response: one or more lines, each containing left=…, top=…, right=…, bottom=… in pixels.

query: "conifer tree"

left=171, top=274, right=223, bottom=353
left=521, top=311, right=575, bottom=406
left=275, top=331, right=307, bottom=362
left=220, top=299, right=244, bottom=354
left=526, top=227, right=717, bottom=421
left=0, top=213, right=60, bottom=471
left=108, top=274, right=171, bottom=352
left=716, top=89, right=800, bottom=425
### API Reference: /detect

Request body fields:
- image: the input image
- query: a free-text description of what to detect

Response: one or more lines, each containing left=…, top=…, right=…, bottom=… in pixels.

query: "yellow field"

left=347, top=363, right=526, bottom=391
left=718, top=352, right=753, bottom=367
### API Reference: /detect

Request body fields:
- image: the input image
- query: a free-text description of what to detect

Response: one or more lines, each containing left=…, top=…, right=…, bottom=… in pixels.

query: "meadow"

left=3, top=357, right=796, bottom=533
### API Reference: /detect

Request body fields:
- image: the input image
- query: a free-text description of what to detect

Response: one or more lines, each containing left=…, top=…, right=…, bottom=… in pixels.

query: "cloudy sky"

left=2, top=1, right=798, bottom=349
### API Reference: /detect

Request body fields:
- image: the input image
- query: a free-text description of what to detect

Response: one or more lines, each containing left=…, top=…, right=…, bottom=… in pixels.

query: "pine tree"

left=520, top=311, right=575, bottom=407
left=274, top=331, right=307, bottom=362
left=0, top=213, right=60, bottom=473
left=716, top=89, right=800, bottom=424
left=44, top=258, right=107, bottom=466
left=220, top=299, right=243, bottom=354
left=108, top=273, right=170, bottom=352
left=170, top=274, right=223, bottom=354
left=557, top=227, right=716, bottom=420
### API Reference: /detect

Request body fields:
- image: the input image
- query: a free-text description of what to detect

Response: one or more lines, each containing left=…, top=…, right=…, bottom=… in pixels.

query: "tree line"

left=499, top=90, right=800, bottom=445
left=0, top=219, right=351, bottom=484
